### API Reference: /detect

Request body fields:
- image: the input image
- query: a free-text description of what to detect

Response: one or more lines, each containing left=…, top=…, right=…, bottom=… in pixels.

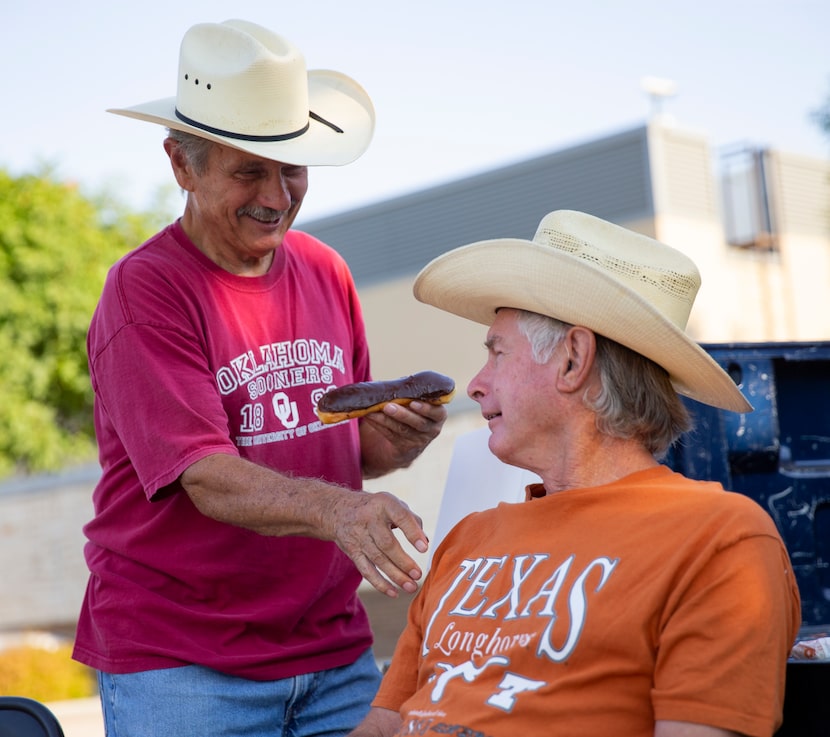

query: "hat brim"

left=413, top=239, right=752, bottom=413
left=107, top=69, right=374, bottom=166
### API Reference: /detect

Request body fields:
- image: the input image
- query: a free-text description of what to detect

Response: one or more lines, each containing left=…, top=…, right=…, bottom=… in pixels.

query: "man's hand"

left=347, top=707, right=402, bottom=736
left=360, top=400, right=448, bottom=479
left=324, top=488, right=428, bottom=597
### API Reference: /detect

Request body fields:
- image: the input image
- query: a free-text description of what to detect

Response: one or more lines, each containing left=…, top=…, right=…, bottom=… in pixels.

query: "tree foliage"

left=0, top=168, right=173, bottom=477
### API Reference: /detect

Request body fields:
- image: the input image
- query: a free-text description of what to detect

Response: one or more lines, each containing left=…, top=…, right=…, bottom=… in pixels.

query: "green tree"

left=0, top=168, right=173, bottom=477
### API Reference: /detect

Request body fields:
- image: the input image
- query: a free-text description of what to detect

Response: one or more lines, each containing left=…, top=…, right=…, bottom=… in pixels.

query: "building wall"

left=298, top=125, right=657, bottom=288
left=766, top=150, right=830, bottom=340
left=357, top=275, right=485, bottom=399
left=651, top=139, right=830, bottom=342
left=0, top=467, right=97, bottom=632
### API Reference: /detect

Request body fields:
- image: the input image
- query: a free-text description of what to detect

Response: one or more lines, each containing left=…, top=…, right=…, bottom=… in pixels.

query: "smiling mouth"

left=238, top=205, right=284, bottom=224
left=483, top=412, right=501, bottom=421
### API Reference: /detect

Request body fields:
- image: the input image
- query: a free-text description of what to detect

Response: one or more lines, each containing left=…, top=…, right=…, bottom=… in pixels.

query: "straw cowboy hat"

left=413, top=210, right=752, bottom=413
left=108, top=19, right=374, bottom=166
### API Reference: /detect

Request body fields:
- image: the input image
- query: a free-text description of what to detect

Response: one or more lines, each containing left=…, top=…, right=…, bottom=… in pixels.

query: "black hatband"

left=174, top=109, right=343, bottom=140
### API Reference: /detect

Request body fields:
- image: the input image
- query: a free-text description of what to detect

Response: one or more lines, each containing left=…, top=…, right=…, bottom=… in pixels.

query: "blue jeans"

left=97, top=648, right=382, bottom=737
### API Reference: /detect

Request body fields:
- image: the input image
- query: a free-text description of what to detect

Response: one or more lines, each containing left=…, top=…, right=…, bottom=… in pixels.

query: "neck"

left=537, top=434, right=659, bottom=494
left=179, top=213, right=276, bottom=277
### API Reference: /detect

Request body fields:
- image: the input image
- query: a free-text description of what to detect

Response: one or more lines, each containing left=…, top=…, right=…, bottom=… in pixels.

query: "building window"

left=720, top=147, right=779, bottom=251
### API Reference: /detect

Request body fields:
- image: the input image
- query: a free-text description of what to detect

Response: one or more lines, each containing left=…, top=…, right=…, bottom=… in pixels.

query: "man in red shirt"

left=73, top=19, right=446, bottom=737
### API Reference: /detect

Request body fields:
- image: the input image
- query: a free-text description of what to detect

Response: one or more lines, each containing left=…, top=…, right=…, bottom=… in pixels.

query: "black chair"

left=0, top=697, right=65, bottom=737
left=774, top=661, right=830, bottom=737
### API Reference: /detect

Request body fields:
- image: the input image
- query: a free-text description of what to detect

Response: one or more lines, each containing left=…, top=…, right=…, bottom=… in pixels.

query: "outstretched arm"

left=180, top=453, right=428, bottom=597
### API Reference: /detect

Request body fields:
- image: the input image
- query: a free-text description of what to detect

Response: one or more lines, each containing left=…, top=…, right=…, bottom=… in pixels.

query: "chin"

left=487, top=434, right=513, bottom=466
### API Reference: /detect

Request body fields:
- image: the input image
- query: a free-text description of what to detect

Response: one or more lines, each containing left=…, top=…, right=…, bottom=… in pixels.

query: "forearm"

left=180, top=452, right=341, bottom=538
left=179, top=451, right=428, bottom=596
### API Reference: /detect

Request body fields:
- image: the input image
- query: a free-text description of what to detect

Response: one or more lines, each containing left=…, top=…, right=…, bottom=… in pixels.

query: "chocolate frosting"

left=317, top=370, right=455, bottom=413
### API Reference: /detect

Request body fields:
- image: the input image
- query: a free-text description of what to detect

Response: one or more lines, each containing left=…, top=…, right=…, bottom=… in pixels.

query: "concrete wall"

left=0, top=467, right=97, bottom=632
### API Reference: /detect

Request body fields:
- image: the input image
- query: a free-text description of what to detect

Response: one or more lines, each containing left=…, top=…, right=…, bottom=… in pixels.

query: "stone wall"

left=0, top=466, right=98, bottom=632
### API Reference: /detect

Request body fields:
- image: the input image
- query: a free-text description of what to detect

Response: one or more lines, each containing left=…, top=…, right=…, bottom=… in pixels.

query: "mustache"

left=237, top=205, right=286, bottom=222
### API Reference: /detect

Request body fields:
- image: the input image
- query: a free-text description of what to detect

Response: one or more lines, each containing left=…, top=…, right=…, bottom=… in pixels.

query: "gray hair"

left=514, top=310, right=692, bottom=458
left=165, top=128, right=215, bottom=174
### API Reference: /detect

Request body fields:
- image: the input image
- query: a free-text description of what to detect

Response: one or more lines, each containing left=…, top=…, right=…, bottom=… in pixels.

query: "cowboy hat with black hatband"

left=413, top=210, right=752, bottom=413
left=108, top=19, right=374, bottom=167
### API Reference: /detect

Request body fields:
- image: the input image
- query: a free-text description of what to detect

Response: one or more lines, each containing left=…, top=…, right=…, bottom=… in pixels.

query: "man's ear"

left=163, top=137, right=195, bottom=192
left=556, top=326, right=596, bottom=392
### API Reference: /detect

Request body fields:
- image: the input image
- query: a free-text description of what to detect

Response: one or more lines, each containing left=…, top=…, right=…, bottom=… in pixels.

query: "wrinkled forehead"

left=484, top=309, right=523, bottom=345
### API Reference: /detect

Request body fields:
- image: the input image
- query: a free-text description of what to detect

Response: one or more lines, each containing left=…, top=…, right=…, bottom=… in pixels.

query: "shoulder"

left=90, top=223, right=201, bottom=341
left=101, top=223, right=183, bottom=292
left=285, top=229, right=344, bottom=261
left=283, top=229, right=357, bottom=287
left=653, top=467, right=781, bottom=534
left=653, top=472, right=788, bottom=559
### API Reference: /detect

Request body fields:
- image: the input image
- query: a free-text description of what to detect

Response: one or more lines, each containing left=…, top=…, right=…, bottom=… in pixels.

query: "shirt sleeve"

left=372, top=578, right=430, bottom=712
left=91, top=321, right=238, bottom=498
left=652, top=533, right=801, bottom=737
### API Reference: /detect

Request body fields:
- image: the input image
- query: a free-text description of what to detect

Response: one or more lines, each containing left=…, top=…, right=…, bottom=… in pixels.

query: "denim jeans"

left=97, top=647, right=382, bottom=736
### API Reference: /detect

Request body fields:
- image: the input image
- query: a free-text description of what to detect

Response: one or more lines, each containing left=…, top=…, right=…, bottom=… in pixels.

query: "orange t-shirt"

left=375, top=466, right=801, bottom=737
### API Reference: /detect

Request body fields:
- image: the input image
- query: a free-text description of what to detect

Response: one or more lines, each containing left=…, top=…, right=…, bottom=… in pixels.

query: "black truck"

left=666, top=341, right=830, bottom=737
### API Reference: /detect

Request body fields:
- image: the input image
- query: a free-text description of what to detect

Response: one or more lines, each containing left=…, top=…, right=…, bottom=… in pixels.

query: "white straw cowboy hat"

left=108, top=19, right=374, bottom=166
left=413, top=210, right=752, bottom=413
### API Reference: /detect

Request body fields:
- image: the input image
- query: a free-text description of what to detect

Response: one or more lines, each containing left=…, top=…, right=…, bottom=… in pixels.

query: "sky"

left=3, top=1, right=829, bottom=223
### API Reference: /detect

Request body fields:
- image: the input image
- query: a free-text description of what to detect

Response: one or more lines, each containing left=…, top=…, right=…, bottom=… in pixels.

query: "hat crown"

left=533, top=211, right=700, bottom=331
left=176, top=19, right=310, bottom=138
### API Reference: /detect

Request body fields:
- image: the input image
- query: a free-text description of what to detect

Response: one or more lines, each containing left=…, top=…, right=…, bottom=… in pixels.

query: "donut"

left=315, top=370, right=456, bottom=424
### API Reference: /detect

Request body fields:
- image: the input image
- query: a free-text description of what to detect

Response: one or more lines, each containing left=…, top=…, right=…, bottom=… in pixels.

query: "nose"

left=467, top=366, right=487, bottom=403
left=263, top=170, right=293, bottom=211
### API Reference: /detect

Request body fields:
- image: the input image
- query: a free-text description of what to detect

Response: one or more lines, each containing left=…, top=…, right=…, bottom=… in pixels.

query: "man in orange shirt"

left=349, top=210, right=801, bottom=737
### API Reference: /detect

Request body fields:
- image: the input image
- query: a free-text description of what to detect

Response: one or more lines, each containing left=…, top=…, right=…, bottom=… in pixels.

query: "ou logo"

left=272, top=392, right=299, bottom=429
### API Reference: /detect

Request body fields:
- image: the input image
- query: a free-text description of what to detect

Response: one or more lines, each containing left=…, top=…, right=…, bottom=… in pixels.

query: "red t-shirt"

left=375, top=466, right=801, bottom=737
left=73, top=221, right=373, bottom=679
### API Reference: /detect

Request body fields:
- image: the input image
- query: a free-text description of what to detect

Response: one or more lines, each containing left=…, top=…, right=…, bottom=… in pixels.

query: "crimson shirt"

left=74, top=221, right=373, bottom=679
